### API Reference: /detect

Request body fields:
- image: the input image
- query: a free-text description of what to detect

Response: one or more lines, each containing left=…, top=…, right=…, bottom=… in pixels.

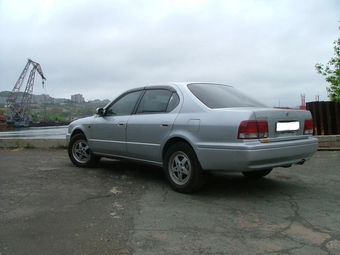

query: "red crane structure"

left=6, top=59, right=46, bottom=126
left=300, top=94, right=306, bottom=110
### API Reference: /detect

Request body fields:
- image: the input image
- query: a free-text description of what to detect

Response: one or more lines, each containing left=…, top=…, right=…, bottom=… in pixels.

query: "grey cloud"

left=0, top=0, right=339, bottom=107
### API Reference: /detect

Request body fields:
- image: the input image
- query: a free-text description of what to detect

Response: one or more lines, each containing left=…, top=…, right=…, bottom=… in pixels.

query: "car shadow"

left=194, top=171, right=300, bottom=198
left=95, top=158, right=165, bottom=182
left=91, top=159, right=301, bottom=198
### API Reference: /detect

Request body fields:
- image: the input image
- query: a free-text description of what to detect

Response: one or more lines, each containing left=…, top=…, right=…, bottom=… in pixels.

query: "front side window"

left=136, top=89, right=179, bottom=114
left=105, top=90, right=143, bottom=116
left=188, top=83, right=268, bottom=108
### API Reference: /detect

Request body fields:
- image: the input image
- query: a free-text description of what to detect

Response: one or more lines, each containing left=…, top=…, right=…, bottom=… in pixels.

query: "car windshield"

left=187, top=83, right=268, bottom=108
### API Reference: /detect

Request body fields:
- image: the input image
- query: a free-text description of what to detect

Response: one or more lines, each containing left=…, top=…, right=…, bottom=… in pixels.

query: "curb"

left=0, top=138, right=67, bottom=149
left=0, top=136, right=339, bottom=150
left=315, top=135, right=340, bottom=151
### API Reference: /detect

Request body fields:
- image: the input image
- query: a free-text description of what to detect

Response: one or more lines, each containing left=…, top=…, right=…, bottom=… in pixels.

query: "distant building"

left=0, top=97, right=6, bottom=104
left=54, top=98, right=69, bottom=103
left=32, top=94, right=53, bottom=103
left=71, top=94, right=84, bottom=103
left=88, top=99, right=110, bottom=105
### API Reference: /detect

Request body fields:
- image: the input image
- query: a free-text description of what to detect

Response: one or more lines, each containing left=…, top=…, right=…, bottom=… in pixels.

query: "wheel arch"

left=70, top=128, right=86, bottom=139
left=162, top=137, right=194, bottom=163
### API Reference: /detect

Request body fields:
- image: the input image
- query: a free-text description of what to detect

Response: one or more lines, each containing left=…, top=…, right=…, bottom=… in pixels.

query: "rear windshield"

left=187, top=83, right=268, bottom=108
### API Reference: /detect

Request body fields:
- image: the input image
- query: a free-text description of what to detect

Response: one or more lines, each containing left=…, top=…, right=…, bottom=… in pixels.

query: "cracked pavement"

left=0, top=149, right=339, bottom=254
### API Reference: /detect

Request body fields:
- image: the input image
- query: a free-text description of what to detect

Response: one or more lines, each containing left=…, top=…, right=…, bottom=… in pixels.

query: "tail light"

left=303, top=119, right=314, bottom=135
left=238, top=120, right=268, bottom=139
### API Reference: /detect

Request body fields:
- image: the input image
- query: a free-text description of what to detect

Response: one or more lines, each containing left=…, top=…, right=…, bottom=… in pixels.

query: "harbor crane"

left=6, top=59, right=46, bottom=126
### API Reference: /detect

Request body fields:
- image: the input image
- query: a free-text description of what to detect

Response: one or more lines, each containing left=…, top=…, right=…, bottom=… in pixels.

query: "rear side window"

left=187, top=83, right=267, bottom=108
left=136, top=89, right=179, bottom=114
left=167, top=93, right=180, bottom=112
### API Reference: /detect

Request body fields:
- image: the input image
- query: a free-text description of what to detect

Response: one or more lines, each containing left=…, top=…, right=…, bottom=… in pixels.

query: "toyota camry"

left=66, top=82, right=318, bottom=193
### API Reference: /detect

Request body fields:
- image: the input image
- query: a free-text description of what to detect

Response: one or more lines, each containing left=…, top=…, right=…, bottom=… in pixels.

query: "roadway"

left=1, top=148, right=339, bottom=254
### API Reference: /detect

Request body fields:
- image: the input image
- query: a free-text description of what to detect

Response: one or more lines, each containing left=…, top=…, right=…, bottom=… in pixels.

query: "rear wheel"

left=68, top=133, right=100, bottom=167
left=242, top=169, right=272, bottom=179
left=164, top=143, right=206, bottom=193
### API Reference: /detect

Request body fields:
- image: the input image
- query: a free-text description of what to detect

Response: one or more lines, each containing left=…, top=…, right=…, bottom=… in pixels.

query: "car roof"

left=123, top=82, right=234, bottom=95
left=145, top=82, right=233, bottom=88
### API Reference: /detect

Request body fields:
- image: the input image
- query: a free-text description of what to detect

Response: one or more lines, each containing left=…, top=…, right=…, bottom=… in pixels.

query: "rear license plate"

left=276, top=121, right=300, bottom=132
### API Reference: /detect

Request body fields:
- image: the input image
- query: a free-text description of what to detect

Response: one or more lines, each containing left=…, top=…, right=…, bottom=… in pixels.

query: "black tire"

left=68, top=133, right=100, bottom=167
left=164, top=142, right=206, bottom=193
left=242, top=169, right=272, bottom=179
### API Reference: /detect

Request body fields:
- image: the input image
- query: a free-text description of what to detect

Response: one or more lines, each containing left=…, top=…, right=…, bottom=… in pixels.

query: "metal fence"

left=306, top=101, right=340, bottom=135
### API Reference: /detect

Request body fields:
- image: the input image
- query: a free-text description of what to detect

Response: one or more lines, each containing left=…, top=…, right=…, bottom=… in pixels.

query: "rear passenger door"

left=126, top=88, right=180, bottom=163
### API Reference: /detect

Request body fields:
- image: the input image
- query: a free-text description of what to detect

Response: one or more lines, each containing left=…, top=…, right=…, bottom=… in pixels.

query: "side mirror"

left=96, top=107, right=104, bottom=116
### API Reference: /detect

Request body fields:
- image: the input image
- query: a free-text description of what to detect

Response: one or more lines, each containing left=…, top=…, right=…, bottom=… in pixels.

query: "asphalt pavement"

left=1, top=148, right=340, bottom=255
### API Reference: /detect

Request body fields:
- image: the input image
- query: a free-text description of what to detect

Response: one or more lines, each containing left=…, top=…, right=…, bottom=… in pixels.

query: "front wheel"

left=242, top=169, right=272, bottom=179
left=68, top=133, right=100, bottom=167
left=164, top=143, right=206, bottom=193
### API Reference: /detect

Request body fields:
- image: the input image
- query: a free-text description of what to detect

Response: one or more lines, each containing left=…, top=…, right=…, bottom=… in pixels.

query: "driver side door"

left=89, top=90, right=143, bottom=156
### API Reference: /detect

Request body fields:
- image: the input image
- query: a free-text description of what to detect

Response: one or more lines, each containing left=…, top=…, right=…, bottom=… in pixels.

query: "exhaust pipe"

left=296, top=159, right=305, bottom=165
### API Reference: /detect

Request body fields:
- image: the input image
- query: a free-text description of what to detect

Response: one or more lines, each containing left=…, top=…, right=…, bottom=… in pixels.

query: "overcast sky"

left=0, top=0, right=339, bottom=107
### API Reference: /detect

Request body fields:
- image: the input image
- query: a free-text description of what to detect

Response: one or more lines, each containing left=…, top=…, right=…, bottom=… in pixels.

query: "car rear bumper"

left=196, top=137, right=318, bottom=171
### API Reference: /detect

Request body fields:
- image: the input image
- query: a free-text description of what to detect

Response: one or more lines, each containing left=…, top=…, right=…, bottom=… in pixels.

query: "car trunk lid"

left=252, top=108, right=312, bottom=142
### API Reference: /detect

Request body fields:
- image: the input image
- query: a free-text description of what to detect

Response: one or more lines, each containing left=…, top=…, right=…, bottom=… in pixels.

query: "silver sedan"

left=66, top=82, right=318, bottom=193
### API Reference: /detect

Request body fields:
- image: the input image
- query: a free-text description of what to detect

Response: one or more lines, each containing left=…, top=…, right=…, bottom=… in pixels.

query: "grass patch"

left=24, top=143, right=35, bottom=149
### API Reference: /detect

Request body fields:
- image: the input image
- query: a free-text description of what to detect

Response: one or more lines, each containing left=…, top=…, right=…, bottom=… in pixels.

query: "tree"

left=315, top=35, right=340, bottom=103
